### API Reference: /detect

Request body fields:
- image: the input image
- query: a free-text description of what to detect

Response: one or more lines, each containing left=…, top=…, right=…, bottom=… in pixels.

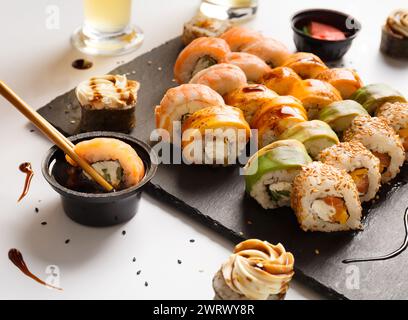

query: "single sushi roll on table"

left=377, top=102, right=408, bottom=157
left=350, top=83, right=406, bottom=115
left=189, top=63, right=247, bottom=97
left=282, top=52, right=328, bottom=79
left=224, top=84, right=278, bottom=124
left=223, top=52, right=271, bottom=83
left=318, top=142, right=381, bottom=203
left=318, top=100, right=369, bottom=133
left=291, top=162, right=363, bottom=232
left=65, top=138, right=145, bottom=191
left=220, top=26, right=264, bottom=52
left=76, top=75, right=140, bottom=134
left=155, top=84, right=225, bottom=142
left=182, top=14, right=232, bottom=46
left=213, top=239, right=295, bottom=300
left=261, top=67, right=302, bottom=96
left=251, top=96, right=308, bottom=148
left=343, top=115, right=405, bottom=183
left=380, top=9, right=408, bottom=59
left=174, top=37, right=231, bottom=84
left=181, top=105, right=250, bottom=165
left=244, top=140, right=312, bottom=209
left=315, top=68, right=363, bottom=99
left=279, top=120, right=339, bottom=160
left=289, top=79, right=342, bottom=119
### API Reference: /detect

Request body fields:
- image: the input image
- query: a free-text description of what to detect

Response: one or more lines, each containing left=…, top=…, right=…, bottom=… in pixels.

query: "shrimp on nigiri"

left=220, top=26, right=263, bottom=52
left=223, top=52, right=271, bottom=83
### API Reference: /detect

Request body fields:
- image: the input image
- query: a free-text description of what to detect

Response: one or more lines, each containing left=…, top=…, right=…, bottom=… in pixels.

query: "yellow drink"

left=206, top=0, right=256, bottom=8
left=200, top=0, right=258, bottom=20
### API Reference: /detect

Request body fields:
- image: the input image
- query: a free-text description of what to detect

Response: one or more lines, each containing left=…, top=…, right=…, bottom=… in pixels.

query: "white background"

left=0, top=0, right=407, bottom=300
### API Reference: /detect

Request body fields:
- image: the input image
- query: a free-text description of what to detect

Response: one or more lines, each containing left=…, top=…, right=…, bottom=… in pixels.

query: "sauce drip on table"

left=18, top=162, right=34, bottom=202
left=342, top=207, right=408, bottom=264
left=8, top=249, right=62, bottom=291
left=72, top=59, right=93, bottom=70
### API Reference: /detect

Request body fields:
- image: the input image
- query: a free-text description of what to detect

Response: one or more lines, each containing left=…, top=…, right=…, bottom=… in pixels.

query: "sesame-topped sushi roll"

left=224, top=84, right=278, bottom=124
left=213, top=239, right=295, bottom=300
left=291, top=162, right=363, bottom=232
left=223, top=52, right=271, bottom=83
left=174, top=37, right=231, bottom=84
left=181, top=105, right=250, bottom=165
left=244, top=140, right=312, bottom=209
left=189, top=63, right=247, bottom=97
left=155, top=84, right=225, bottom=142
left=251, top=96, right=308, bottom=148
left=377, top=102, right=408, bottom=158
left=318, top=142, right=381, bottom=203
left=220, top=26, right=263, bottom=52
left=261, top=67, right=302, bottom=96
left=76, top=75, right=140, bottom=133
left=316, top=68, right=363, bottom=99
left=282, top=52, right=328, bottom=79
left=343, top=115, right=405, bottom=183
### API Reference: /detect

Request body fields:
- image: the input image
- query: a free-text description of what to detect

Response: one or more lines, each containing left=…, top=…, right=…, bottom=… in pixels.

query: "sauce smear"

left=18, top=162, right=34, bottom=202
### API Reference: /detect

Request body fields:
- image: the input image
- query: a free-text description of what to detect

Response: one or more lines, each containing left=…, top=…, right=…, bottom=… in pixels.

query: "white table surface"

left=1, top=0, right=406, bottom=300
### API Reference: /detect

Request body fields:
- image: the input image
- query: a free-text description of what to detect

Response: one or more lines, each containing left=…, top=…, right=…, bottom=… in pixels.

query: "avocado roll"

left=261, top=67, right=302, bottom=96
left=318, top=100, right=369, bottom=133
left=318, top=142, right=381, bottom=203
left=291, top=162, right=363, bottom=232
left=350, top=83, right=406, bottom=115
left=343, top=115, right=405, bottom=183
left=315, top=68, right=363, bottom=99
left=279, top=120, right=340, bottom=159
left=244, top=140, right=312, bottom=209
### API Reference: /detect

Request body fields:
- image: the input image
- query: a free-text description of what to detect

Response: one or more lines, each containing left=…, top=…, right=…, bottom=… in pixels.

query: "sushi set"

left=23, top=7, right=408, bottom=299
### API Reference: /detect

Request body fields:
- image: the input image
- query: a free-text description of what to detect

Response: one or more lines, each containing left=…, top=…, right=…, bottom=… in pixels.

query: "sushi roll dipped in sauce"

left=213, top=239, right=295, bottom=300
left=289, top=79, right=342, bottom=119
left=315, top=68, right=363, bottom=99
left=181, top=105, right=250, bottom=165
left=155, top=84, right=225, bottom=142
left=261, top=67, right=302, bottom=96
left=318, top=100, right=369, bottom=133
left=291, top=162, right=363, bottom=232
left=343, top=115, right=405, bottom=183
left=377, top=102, right=408, bottom=157
left=318, top=142, right=381, bottom=203
left=76, top=75, right=140, bottom=133
left=244, top=140, right=312, bottom=209
left=174, top=37, right=231, bottom=84
left=350, top=83, right=406, bottom=115
left=282, top=52, right=328, bottom=79
left=251, top=96, right=308, bottom=148
left=279, top=120, right=339, bottom=160
left=189, top=63, right=247, bottom=97
left=65, top=138, right=145, bottom=192
left=223, top=52, right=271, bottom=83
left=224, top=84, right=278, bottom=124
left=220, top=26, right=263, bottom=52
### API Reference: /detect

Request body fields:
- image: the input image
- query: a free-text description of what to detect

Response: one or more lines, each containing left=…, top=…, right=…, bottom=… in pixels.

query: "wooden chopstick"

left=0, top=81, right=114, bottom=192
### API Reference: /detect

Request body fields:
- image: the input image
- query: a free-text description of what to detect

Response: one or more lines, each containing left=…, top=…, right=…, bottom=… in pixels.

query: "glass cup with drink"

left=200, top=0, right=258, bottom=21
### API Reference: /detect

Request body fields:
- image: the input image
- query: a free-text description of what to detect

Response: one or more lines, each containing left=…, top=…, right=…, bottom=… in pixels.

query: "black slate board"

left=38, top=37, right=408, bottom=300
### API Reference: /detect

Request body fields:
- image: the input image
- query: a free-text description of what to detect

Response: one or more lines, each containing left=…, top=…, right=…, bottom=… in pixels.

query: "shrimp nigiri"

left=223, top=52, right=271, bottom=83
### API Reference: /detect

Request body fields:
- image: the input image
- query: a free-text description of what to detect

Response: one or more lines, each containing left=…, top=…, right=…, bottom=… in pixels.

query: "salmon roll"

left=261, top=67, right=302, bottom=96
left=377, top=102, right=408, bottom=157
left=282, top=52, right=328, bottom=79
left=244, top=140, right=312, bottom=209
left=224, top=84, right=278, bottom=124
left=223, top=52, right=271, bottom=83
left=181, top=105, right=251, bottom=165
left=174, top=37, right=231, bottom=84
left=318, top=100, right=369, bottom=133
left=66, top=138, right=145, bottom=190
left=291, top=162, right=363, bottom=232
left=189, top=63, right=247, bottom=96
left=220, top=26, right=263, bottom=52
left=279, top=120, right=339, bottom=160
left=241, top=37, right=291, bottom=67
left=343, top=115, right=405, bottom=183
left=213, top=239, right=295, bottom=300
left=155, top=84, right=224, bottom=141
left=251, top=96, right=308, bottom=148
left=316, top=68, right=363, bottom=99
left=318, top=142, right=381, bottom=203
left=289, top=79, right=342, bottom=119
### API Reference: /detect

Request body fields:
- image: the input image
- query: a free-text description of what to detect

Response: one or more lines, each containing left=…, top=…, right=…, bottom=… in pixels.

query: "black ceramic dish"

left=42, top=132, right=158, bottom=227
left=291, top=9, right=362, bottom=61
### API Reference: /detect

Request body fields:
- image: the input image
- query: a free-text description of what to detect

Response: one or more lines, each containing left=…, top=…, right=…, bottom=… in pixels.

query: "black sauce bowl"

left=42, top=132, right=158, bottom=227
left=291, top=9, right=362, bottom=61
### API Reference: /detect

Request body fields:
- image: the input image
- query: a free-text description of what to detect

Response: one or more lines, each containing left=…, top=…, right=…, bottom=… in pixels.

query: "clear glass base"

left=71, top=24, right=144, bottom=56
left=199, top=1, right=258, bottom=21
